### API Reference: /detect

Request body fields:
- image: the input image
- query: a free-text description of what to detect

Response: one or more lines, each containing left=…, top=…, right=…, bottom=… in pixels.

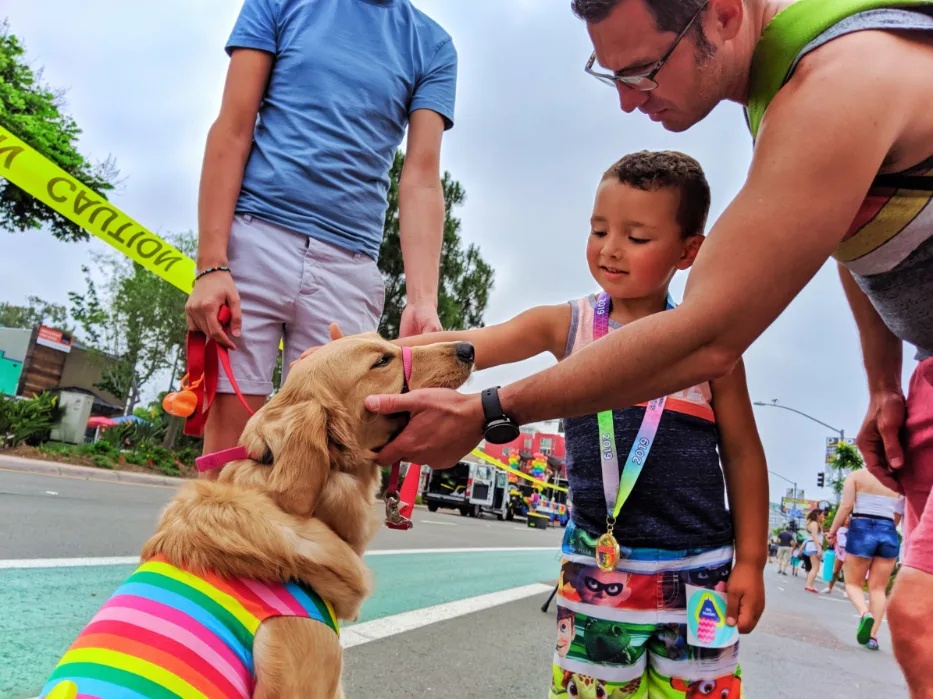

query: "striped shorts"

left=550, top=523, right=742, bottom=698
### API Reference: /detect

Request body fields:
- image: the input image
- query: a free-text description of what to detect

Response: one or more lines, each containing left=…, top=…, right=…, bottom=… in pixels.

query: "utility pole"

left=769, top=469, right=800, bottom=527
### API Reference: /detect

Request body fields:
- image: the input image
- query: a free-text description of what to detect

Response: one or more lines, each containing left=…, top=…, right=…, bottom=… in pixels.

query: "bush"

left=91, top=454, right=115, bottom=469
left=0, top=393, right=62, bottom=447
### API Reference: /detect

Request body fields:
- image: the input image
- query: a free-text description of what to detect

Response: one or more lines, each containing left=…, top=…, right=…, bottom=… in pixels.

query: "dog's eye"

left=372, top=354, right=393, bottom=369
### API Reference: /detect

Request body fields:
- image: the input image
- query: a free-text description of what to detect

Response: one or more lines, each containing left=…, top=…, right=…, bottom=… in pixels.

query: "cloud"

left=1, top=1, right=918, bottom=504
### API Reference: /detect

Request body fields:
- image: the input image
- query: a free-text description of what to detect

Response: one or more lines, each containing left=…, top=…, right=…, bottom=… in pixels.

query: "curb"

left=0, top=453, right=184, bottom=487
left=0, top=454, right=436, bottom=502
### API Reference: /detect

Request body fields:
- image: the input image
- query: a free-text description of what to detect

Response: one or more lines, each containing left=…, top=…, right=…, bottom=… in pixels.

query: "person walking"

left=829, top=469, right=905, bottom=651
left=802, top=509, right=826, bottom=593
left=824, top=515, right=850, bottom=595
left=776, top=526, right=795, bottom=575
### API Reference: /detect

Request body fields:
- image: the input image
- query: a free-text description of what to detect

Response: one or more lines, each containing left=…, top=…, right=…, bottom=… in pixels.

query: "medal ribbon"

left=593, top=291, right=673, bottom=523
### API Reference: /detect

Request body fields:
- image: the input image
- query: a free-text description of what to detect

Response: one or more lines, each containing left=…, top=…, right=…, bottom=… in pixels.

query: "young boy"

left=310, top=151, right=769, bottom=696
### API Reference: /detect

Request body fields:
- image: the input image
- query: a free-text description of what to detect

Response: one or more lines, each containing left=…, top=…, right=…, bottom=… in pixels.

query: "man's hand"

left=725, top=562, right=765, bottom=634
left=186, top=272, right=241, bottom=349
left=858, top=390, right=907, bottom=493
left=364, top=389, right=484, bottom=468
left=399, top=302, right=442, bottom=338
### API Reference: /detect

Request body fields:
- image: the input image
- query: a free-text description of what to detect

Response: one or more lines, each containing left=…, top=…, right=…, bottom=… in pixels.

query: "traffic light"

left=817, top=473, right=825, bottom=488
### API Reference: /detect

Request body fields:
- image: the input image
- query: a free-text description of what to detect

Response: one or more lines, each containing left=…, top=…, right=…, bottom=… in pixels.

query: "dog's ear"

left=240, top=399, right=332, bottom=517
left=323, top=396, right=363, bottom=471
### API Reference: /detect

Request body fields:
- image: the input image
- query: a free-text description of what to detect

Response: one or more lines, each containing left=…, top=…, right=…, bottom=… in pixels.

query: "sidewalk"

left=0, top=451, right=183, bottom=486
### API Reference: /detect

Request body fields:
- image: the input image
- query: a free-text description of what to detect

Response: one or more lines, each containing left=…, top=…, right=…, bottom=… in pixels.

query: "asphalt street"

left=0, top=465, right=910, bottom=698
left=0, top=467, right=564, bottom=559
left=345, top=567, right=909, bottom=699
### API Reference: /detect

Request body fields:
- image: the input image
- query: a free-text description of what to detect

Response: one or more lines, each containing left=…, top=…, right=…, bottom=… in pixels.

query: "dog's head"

left=238, top=333, right=474, bottom=517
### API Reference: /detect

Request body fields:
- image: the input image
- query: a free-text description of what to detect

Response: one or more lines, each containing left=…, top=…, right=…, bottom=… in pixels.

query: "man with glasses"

left=366, top=0, right=933, bottom=692
left=186, top=0, right=457, bottom=460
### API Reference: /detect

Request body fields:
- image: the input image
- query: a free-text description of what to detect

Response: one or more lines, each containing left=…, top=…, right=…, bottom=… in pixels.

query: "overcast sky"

left=2, top=1, right=918, bottom=504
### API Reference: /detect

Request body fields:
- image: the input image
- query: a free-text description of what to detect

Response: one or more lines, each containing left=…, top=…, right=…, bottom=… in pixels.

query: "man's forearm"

left=398, top=179, right=443, bottom=306
left=499, top=305, right=730, bottom=425
left=197, top=122, right=253, bottom=268
left=838, top=264, right=903, bottom=393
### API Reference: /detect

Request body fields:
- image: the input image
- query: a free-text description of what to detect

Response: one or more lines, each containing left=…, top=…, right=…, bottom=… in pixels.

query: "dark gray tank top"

left=792, top=9, right=933, bottom=360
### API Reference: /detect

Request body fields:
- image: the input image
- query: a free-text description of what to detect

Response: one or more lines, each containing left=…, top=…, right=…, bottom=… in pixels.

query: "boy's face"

left=586, top=180, right=701, bottom=300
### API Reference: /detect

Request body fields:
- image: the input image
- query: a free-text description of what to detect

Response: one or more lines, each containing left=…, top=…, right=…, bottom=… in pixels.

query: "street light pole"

left=752, top=399, right=844, bottom=442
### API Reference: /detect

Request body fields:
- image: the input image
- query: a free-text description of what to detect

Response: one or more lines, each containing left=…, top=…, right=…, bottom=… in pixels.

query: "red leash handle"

left=182, top=305, right=255, bottom=437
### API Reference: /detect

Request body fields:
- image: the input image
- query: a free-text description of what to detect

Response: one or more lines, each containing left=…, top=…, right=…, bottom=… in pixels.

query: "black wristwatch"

left=481, top=387, right=520, bottom=444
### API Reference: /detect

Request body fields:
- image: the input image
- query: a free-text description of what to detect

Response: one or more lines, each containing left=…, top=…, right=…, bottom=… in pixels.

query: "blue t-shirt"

left=226, top=0, right=457, bottom=260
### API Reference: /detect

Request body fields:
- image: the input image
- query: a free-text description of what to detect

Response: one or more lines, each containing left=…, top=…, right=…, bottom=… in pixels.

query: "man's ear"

left=240, top=400, right=331, bottom=517
left=676, top=234, right=705, bottom=270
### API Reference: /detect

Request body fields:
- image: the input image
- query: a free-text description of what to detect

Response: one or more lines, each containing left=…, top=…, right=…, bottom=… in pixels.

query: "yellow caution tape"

left=0, top=126, right=290, bottom=350
left=471, top=449, right=568, bottom=493
left=0, top=125, right=196, bottom=293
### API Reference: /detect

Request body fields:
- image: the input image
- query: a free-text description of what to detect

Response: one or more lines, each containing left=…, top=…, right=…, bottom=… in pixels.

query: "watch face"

left=486, top=420, right=520, bottom=445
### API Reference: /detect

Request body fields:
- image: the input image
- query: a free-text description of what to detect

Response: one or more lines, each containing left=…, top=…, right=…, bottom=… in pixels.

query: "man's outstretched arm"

left=367, top=32, right=910, bottom=468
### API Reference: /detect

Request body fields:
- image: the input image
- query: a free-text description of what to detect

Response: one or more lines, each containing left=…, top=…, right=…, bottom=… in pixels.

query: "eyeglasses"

left=584, top=0, right=710, bottom=92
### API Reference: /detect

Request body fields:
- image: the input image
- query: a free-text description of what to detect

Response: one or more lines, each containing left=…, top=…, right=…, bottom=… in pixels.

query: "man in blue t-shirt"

left=186, top=0, right=457, bottom=457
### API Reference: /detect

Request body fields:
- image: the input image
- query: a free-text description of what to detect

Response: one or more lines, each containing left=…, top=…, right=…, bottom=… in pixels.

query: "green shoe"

left=866, top=638, right=880, bottom=651
left=857, top=614, right=874, bottom=645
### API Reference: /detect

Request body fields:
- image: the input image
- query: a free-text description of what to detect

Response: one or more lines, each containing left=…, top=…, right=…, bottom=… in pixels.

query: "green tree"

left=377, top=151, right=494, bottom=338
left=828, top=441, right=864, bottom=496
left=0, top=295, right=70, bottom=331
left=0, top=20, right=118, bottom=241
left=69, top=232, right=194, bottom=412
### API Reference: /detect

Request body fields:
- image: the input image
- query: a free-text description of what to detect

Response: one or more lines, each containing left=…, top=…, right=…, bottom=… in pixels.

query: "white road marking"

left=417, top=520, right=457, bottom=526
left=341, top=583, right=553, bottom=649
left=0, top=547, right=559, bottom=569
left=44, top=491, right=58, bottom=495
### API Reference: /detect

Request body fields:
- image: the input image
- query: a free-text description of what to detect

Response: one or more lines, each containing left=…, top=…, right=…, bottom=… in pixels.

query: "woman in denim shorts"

left=829, top=469, right=905, bottom=651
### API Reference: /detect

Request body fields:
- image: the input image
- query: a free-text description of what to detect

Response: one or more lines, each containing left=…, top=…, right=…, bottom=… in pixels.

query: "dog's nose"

left=455, top=342, right=475, bottom=364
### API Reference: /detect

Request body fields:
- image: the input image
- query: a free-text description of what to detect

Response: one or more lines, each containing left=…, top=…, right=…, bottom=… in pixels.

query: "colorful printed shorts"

left=549, top=523, right=742, bottom=698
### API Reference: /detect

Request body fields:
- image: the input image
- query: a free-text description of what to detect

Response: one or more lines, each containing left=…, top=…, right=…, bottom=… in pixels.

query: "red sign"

left=36, top=326, right=72, bottom=353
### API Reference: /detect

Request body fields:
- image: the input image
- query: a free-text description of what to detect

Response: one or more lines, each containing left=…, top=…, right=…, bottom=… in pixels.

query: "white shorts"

left=219, top=214, right=385, bottom=396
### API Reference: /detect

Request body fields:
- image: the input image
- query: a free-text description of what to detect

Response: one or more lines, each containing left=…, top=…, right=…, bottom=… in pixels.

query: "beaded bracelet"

left=195, top=266, right=231, bottom=282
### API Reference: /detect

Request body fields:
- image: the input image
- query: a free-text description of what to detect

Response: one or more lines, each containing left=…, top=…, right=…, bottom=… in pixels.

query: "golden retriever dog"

left=39, top=334, right=474, bottom=699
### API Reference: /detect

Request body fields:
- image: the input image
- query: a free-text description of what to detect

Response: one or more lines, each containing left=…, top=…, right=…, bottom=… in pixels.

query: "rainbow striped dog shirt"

left=40, top=556, right=339, bottom=699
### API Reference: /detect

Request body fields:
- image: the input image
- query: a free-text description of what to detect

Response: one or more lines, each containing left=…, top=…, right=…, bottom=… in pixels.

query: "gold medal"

left=595, top=531, right=620, bottom=572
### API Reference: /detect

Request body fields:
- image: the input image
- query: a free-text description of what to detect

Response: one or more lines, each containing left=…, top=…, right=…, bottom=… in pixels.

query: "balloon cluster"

left=529, top=452, right=547, bottom=482
left=506, top=450, right=521, bottom=483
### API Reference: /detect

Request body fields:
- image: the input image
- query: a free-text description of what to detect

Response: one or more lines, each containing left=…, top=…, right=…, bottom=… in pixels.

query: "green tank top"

left=746, top=0, right=933, bottom=139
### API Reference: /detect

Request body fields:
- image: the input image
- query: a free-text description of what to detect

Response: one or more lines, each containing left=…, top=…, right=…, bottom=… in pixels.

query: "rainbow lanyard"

left=593, top=291, right=675, bottom=528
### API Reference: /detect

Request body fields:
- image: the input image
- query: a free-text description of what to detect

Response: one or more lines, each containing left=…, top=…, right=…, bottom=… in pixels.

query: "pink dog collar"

left=196, top=446, right=250, bottom=473
left=401, top=345, right=413, bottom=385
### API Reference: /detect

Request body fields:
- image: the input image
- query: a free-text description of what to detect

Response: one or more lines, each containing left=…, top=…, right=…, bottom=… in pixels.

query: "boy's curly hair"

left=602, top=150, right=710, bottom=238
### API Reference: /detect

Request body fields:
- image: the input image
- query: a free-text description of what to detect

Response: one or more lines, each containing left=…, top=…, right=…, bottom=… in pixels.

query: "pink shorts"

left=895, top=359, right=933, bottom=575
left=220, top=214, right=385, bottom=396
